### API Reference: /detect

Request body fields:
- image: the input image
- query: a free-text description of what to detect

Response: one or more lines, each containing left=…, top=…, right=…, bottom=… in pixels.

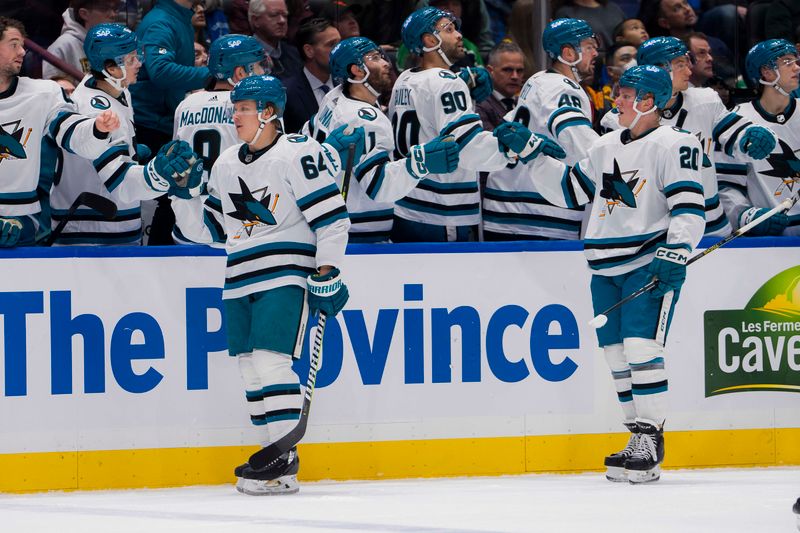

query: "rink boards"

left=0, top=238, right=798, bottom=492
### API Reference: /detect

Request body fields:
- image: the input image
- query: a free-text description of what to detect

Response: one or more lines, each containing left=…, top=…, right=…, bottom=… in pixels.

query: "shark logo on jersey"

left=90, top=95, right=111, bottom=110
left=228, top=177, right=278, bottom=238
left=357, top=107, right=378, bottom=121
left=0, top=120, right=31, bottom=163
left=761, top=139, right=800, bottom=196
left=599, top=159, right=643, bottom=215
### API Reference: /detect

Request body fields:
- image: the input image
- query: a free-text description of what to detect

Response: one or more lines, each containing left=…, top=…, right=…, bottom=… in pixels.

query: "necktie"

left=501, top=97, right=515, bottom=112
left=320, top=84, right=331, bottom=94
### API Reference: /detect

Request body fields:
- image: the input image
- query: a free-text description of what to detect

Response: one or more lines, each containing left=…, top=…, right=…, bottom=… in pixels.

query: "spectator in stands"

left=506, top=0, right=543, bottom=79
left=613, top=18, right=649, bottom=47
left=476, top=41, right=525, bottom=131
left=194, top=41, right=208, bottom=66
left=52, top=75, right=77, bottom=96
left=281, top=17, right=340, bottom=133
left=287, top=0, right=313, bottom=41
left=605, top=41, right=637, bottom=88
left=686, top=31, right=714, bottom=87
left=249, top=0, right=303, bottom=79
left=224, top=0, right=251, bottom=34
left=191, top=0, right=210, bottom=49
left=315, top=1, right=361, bottom=39
left=553, top=0, right=626, bottom=52
left=765, top=0, right=800, bottom=43
left=202, top=0, right=231, bottom=42
left=44, top=0, right=119, bottom=82
left=130, top=0, right=212, bottom=245
left=358, top=1, right=414, bottom=52
left=416, top=0, right=494, bottom=59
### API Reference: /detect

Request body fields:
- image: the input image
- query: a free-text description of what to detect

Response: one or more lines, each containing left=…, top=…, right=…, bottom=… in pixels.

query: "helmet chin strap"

left=349, top=64, right=380, bottom=102
left=760, top=68, right=792, bottom=97
left=249, top=111, right=278, bottom=146
left=422, top=32, right=452, bottom=67
left=227, top=64, right=257, bottom=87
left=557, top=47, right=584, bottom=82
left=101, top=64, right=127, bottom=92
left=628, top=98, right=657, bottom=130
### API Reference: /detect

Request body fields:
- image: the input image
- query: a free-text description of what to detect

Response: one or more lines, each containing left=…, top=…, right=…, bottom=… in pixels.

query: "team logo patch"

left=563, top=78, right=580, bottom=90
left=438, top=70, right=457, bottom=80
left=287, top=134, right=308, bottom=143
left=0, top=120, right=32, bottom=163
left=357, top=107, right=378, bottom=121
left=762, top=139, right=800, bottom=196
left=599, top=158, right=643, bottom=215
left=228, top=177, right=279, bottom=238
left=90, top=95, right=111, bottom=110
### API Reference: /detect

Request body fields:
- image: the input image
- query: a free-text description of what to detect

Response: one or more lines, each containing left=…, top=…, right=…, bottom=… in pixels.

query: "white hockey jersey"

left=601, top=87, right=744, bottom=238
left=484, top=70, right=596, bottom=240
left=53, top=76, right=163, bottom=245
left=0, top=76, right=113, bottom=225
left=529, top=126, right=705, bottom=276
left=304, top=85, right=422, bottom=242
left=171, top=89, right=239, bottom=245
left=388, top=67, right=509, bottom=228
left=200, top=134, right=350, bottom=300
left=716, top=97, right=800, bottom=236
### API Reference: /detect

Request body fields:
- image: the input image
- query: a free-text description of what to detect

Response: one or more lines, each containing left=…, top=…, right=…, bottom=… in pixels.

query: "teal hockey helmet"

left=208, top=34, right=268, bottom=81
left=541, top=18, right=594, bottom=59
left=637, top=37, right=688, bottom=70
left=401, top=7, right=456, bottom=55
left=745, top=38, right=798, bottom=85
left=84, top=23, right=139, bottom=72
left=231, top=75, right=286, bottom=116
left=330, top=36, right=380, bottom=82
left=619, top=65, right=672, bottom=109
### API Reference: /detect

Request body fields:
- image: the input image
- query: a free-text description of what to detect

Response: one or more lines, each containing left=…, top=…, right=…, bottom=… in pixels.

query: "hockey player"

left=484, top=18, right=598, bottom=241
left=601, top=36, right=779, bottom=238
left=50, top=23, right=202, bottom=245
left=513, top=65, right=706, bottom=483
left=186, top=75, right=356, bottom=495
left=389, top=7, right=518, bottom=242
left=171, top=34, right=271, bottom=244
left=304, top=36, right=461, bottom=242
left=716, top=39, right=800, bottom=236
left=0, top=17, right=123, bottom=247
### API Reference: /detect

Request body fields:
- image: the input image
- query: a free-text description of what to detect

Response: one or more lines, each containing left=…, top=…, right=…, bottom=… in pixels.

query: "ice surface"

left=1, top=467, right=798, bottom=532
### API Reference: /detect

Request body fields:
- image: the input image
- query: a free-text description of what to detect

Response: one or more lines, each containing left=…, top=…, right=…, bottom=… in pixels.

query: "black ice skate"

left=604, top=422, right=640, bottom=482
left=235, top=447, right=300, bottom=496
left=625, top=421, right=664, bottom=484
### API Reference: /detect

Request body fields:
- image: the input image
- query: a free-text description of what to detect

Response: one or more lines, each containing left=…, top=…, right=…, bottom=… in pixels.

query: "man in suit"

left=476, top=41, right=525, bottom=131
left=249, top=0, right=303, bottom=80
left=282, top=17, right=341, bottom=133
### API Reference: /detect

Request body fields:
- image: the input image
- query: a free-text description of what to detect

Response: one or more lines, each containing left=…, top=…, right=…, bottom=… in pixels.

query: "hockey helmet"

left=541, top=18, right=595, bottom=59
left=231, top=75, right=286, bottom=117
left=84, top=23, right=140, bottom=72
left=330, top=36, right=380, bottom=83
left=745, top=39, right=798, bottom=85
left=208, top=34, right=268, bottom=81
left=401, top=7, right=457, bottom=55
left=619, top=65, right=672, bottom=109
left=636, top=37, right=688, bottom=71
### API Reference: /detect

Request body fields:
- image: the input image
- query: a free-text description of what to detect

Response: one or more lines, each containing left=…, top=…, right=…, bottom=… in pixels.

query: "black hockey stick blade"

left=248, top=313, right=327, bottom=470
left=45, top=192, right=117, bottom=246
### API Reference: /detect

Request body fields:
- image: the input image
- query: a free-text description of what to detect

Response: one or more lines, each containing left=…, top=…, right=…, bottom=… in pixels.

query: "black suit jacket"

left=281, top=72, right=320, bottom=134
left=476, top=94, right=510, bottom=132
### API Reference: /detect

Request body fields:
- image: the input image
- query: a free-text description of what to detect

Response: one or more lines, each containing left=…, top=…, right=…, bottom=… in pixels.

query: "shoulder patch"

left=90, top=95, right=111, bottom=110
left=357, top=107, right=378, bottom=121
left=671, top=126, right=692, bottom=135
left=438, top=70, right=457, bottom=80
left=287, top=134, right=308, bottom=143
left=563, top=78, right=580, bottom=90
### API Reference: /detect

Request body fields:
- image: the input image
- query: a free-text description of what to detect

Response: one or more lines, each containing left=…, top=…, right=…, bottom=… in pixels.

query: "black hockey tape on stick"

left=45, top=192, right=118, bottom=246
left=248, top=312, right=327, bottom=470
left=341, top=143, right=356, bottom=201
left=588, top=196, right=797, bottom=329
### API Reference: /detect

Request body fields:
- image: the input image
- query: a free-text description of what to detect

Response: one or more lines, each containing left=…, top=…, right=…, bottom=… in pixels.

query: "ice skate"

left=625, top=421, right=664, bottom=484
left=793, top=497, right=799, bottom=531
left=235, top=447, right=300, bottom=496
left=603, top=423, right=640, bottom=482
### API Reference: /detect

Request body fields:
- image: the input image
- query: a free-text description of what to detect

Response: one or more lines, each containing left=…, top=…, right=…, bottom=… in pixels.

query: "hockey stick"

left=248, top=312, right=326, bottom=470
left=44, top=192, right=118, bottom=246
left=588, top=196, right=796, bottom=329
left=341, top=142, right=356, bottom=201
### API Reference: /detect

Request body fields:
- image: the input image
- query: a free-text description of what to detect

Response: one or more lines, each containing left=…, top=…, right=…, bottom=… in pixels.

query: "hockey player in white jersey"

left=171, top=34, right=270, bottom=245
left=601, top=37, right=779, bottom=238
left=516, top=65, right=706, bottom=483
left=389, top=7, right=520, bottom=242
left=0, top=17, right=124, bottom=247
left=717, top=39, right=800, bottom=236
left=50, top=23, right=202, bottom=245
left=484, top=18, right=598, bottom=240
left=180, top=75, right=357, bottom=495
left=304, top=36, right=461, bottom=242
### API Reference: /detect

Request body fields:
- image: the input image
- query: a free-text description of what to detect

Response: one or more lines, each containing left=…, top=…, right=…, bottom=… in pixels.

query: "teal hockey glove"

left=458, top=67, right=492, bottom=103
left=494, top=122, right=566, bottom=162
left=324, top=125, right=366, bottom=171
left=648, top=244, right=690, bottom=298
left=0, top=217, right=23, bottom=247
left=739, top=126, right=776, bottom=160
left=307, top=267, right=349, bottom=317
left=406, top=135, right=460, bottom=179
left=136, top=143, right=152, bottom=162
left=146, top=140, right=203, bottom=198
left=739, top=206, right=789, bottom=236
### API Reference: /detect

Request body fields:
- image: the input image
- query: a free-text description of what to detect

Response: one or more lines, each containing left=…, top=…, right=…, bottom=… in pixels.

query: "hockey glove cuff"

left=307, top=267, right=349, bottom=317
left=739, top=206, right=789, bottom=236
left=406, top=135, right=459, bottom=179
left=324, top=125, right=366, bottom=174
left=738, top=125, right=776, bottom=160
left=458, top=67, right=493, bottom=103
left=648, top=244, right=690, bottom=298
left=0, top=217, right=23, bottom=247
left=494, top=123, right=566, bottom=162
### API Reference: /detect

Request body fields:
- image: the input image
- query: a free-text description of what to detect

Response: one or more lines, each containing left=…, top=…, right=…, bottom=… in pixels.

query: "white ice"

left=1, top=467, right=799, bottom=533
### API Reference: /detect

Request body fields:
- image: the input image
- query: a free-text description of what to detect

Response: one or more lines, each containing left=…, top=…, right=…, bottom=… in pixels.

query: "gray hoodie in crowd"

left=43, top=9, right=89, bottom=81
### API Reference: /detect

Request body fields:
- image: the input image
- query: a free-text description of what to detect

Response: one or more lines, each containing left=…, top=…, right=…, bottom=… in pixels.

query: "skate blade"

left=627, top=465, right=661, bottom=484
left=235, top=475, right=299, bottom=496
left=604, top=466, right=627, bottom=482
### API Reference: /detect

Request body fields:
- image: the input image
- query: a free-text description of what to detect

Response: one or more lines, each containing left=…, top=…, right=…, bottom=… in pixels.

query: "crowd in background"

left=2, top=0, right=799, bottom=245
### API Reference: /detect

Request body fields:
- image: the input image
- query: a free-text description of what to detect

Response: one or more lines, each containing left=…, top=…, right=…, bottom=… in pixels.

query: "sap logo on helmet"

left=158, top=48, right=167, bottom=55
left=357, top=107, right=377, bottom=121
left=229, top=39, right=242, bottom=47
left=96, top=29, right=112, bottom=37
left=90, top=96, right=111, bottom=110
left=439, top=71, right=457, bottom=80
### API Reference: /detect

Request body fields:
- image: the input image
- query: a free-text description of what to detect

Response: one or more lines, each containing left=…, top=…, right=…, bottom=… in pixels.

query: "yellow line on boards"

left=1, top=427, right=798, bottom=493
